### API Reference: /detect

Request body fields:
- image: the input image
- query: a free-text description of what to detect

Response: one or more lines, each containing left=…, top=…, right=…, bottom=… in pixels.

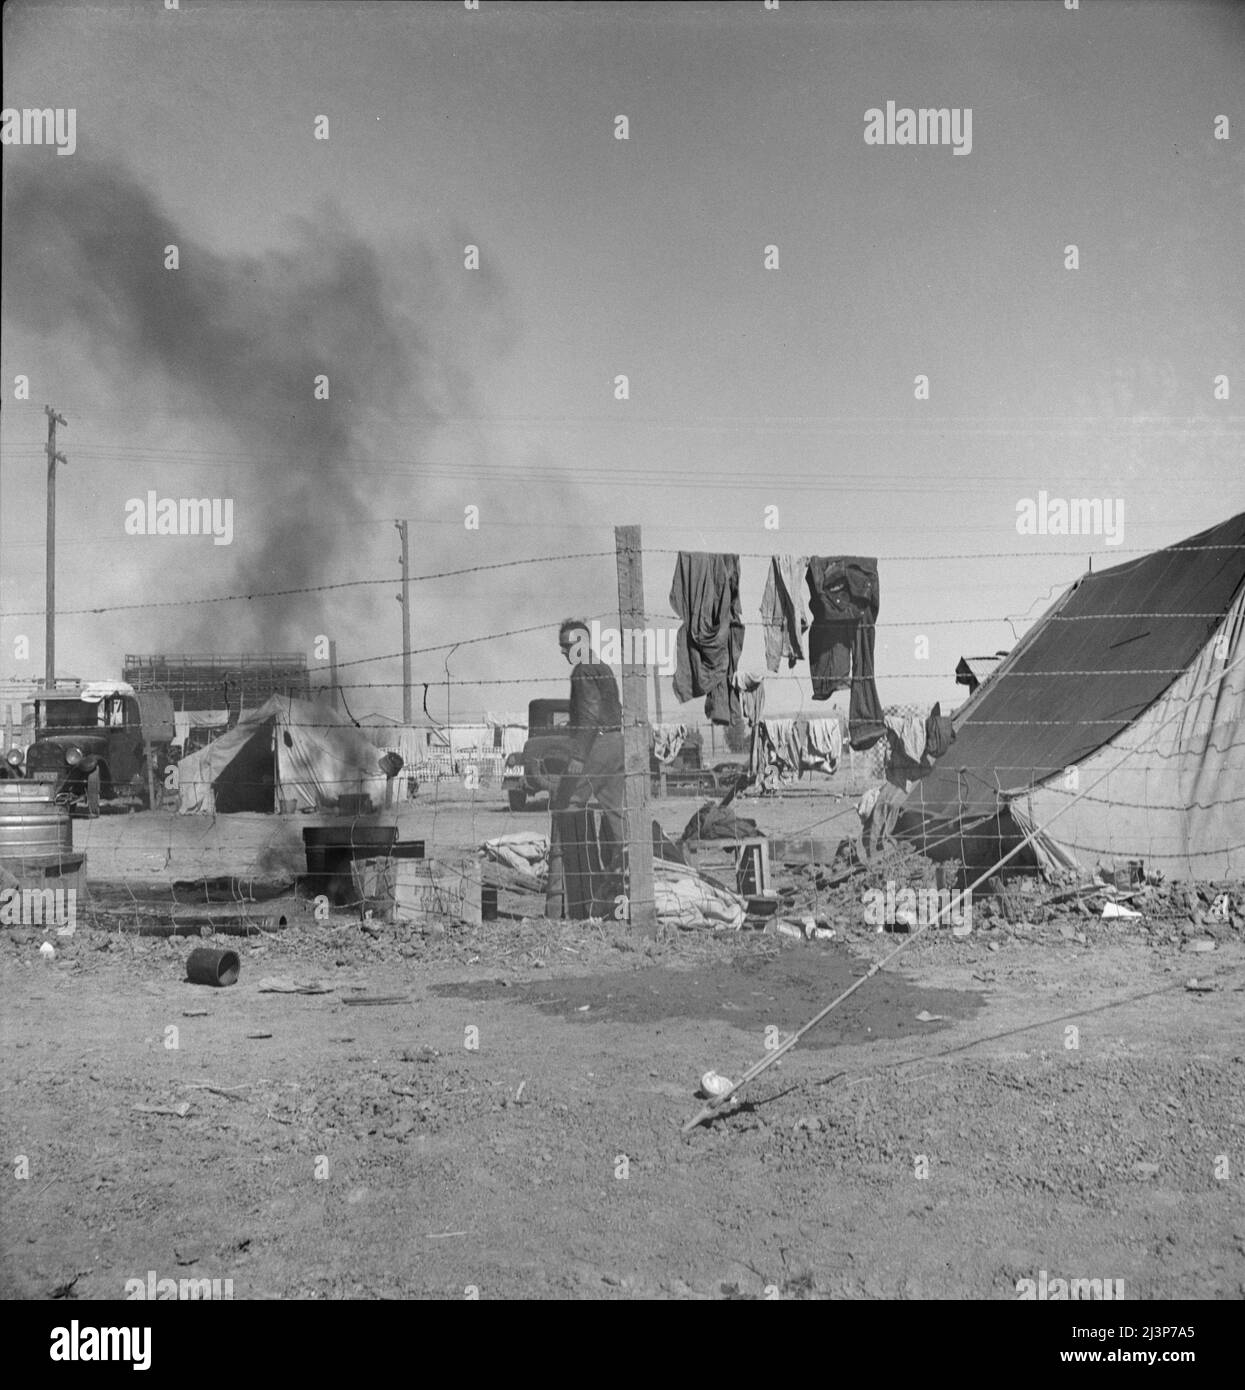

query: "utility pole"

left=44, top=406, right=67, bottom=690
left=395, top=520, right=412, bottom=724
left=615, top=525, right=657, bottom=937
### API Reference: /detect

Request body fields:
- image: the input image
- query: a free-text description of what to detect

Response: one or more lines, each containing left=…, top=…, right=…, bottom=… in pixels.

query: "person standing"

left=550, top=618, right=625, bottom=914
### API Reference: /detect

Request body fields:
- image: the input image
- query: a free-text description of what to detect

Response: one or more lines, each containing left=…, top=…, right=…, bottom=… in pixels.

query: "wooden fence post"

left=615, top=525, right=657, bottom=936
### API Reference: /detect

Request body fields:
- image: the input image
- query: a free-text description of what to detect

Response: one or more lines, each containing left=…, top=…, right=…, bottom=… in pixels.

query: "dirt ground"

left=3, top=788, right=1244, bottom=1301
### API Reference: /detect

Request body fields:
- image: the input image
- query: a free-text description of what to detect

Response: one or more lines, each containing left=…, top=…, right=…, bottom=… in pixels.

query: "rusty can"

left=186, top=946, right=240, bottom=986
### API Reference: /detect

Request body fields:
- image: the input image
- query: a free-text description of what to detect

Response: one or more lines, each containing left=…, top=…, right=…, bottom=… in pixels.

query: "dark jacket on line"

left=806, top=555, right=885, bottom=750
left=670, top=551, right=744, bottom=725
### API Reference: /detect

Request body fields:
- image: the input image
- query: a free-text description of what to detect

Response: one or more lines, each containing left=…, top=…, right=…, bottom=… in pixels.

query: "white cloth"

left=80, top=680, right=136, bottom=702
left=653, top=859, right=745, bottom=930
left=885, top=713, right=927, bottom=764
left=480, top=832, right=550, bottom=879
left=805, top=717, right=842, bottom=770
left=171, top=709, right=232, bottom=750
left=761, top=718, right=805, bottom=773
left=652, top=722, right=689, bottom=764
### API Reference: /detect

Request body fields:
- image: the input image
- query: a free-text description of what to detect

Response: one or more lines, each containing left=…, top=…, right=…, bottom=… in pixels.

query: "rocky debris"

left=755, top=847, right=1245, bottom=951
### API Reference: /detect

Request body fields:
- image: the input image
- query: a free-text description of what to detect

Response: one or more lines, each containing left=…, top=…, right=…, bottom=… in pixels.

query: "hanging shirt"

left=670, top=552, right=744, bottom=725
left=805, top=716, right=843, bottom=770
left=761, top=554, right=809, bottom=672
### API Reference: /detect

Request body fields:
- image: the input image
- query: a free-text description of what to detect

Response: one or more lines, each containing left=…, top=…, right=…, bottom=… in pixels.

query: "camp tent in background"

left=898, top=512, right=1245, bottom=879
left=176, top=695, right=388, bottom=814
left=954, top=652, right=1009, bottom=696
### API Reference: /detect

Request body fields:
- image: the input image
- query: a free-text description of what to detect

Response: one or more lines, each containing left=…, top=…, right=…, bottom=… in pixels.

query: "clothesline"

left=668, top=550, right=887, bottom=750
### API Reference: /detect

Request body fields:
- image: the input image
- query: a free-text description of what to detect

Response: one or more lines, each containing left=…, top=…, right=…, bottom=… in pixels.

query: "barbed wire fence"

left=2, top=528, right=1242, bottom=940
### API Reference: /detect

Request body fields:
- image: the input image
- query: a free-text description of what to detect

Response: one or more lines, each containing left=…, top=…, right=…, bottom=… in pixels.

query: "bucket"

left=185, top=946, right=240, bottom=986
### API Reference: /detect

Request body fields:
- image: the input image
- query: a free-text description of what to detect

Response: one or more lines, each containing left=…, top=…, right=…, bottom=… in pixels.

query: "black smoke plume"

left=2, top=157, right=482, bottom=652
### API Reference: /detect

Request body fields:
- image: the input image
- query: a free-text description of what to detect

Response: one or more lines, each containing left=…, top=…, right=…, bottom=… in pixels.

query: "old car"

left=503, top=699, right=574, bottom=811
left=502, top=699, right=720, bottom=811
left=20, top=683, right=175, bottom=815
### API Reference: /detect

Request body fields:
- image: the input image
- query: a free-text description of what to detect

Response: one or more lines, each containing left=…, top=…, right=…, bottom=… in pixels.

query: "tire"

left=508, top=789, right=527, bottom=813
left=86, top=766, right=101, bottom=818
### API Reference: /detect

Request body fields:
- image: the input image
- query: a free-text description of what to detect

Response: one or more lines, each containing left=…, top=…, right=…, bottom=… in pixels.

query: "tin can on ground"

left=186, top=946, right=240, bottom=986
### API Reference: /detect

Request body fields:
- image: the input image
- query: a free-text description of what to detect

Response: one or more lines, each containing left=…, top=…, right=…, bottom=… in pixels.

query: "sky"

left=2, top=0, right=1242, bottom=730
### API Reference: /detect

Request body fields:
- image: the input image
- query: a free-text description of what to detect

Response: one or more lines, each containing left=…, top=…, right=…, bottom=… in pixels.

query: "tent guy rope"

left=682, top=645, right=1245, bottom=1133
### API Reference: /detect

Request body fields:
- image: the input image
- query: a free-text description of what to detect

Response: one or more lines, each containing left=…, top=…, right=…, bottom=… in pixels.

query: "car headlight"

left=5, top=748, right=22, bottom=767
left=64, top=746, right=84, bottom=767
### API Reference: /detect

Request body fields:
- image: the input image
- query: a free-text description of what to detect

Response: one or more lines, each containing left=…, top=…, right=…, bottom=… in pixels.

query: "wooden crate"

left=392, top=857, right=482, bottom=928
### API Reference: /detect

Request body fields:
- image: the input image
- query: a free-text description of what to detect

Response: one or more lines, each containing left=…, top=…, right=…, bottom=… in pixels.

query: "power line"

left=0, top=552, right=613, bottom=618
left=0, top=515, right=1228, bottom=547
left=3, top=549, right=1239, bottom=621
left=4, top=441, right=1243, bottom=489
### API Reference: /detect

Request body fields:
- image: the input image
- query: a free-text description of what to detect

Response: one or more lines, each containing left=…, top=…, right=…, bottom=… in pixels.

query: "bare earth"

left=3, top=790, right=1243, bottom=1301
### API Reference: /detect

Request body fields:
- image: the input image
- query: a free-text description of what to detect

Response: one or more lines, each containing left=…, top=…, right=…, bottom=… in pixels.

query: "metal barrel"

left=0, top=781, right=58, bottom=803
left=0, top=783, right=72, bottom=862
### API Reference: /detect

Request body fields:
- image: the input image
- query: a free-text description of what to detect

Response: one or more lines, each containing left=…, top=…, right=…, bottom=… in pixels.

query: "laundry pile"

left=652, top=859, right=746, bottom=930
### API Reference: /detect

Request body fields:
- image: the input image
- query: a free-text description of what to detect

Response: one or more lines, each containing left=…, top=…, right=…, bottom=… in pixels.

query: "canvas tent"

left=176, top=695, right=388, bottom=814
left=898, top=513, right=1245, bottom=879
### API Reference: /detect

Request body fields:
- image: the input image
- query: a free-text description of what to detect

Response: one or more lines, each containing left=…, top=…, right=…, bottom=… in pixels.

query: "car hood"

left=522, top=733, right=576, bottom=761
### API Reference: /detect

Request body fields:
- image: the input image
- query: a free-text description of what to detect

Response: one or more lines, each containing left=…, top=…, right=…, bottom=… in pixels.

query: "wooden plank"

left=682, top=836, right=841, bottom=863
left=615, top=525, right=657, bottom=936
